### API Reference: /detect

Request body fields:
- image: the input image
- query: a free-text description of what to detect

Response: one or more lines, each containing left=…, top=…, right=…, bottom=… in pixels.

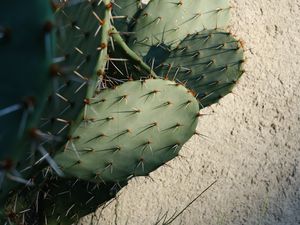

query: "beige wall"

left=79, top=0, right=300, bottom=224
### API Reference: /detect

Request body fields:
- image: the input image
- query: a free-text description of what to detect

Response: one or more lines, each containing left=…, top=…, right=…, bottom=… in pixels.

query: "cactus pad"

left=128, top=0, right=230, bottom=57
left=0, top=1, right=53, bottom=161
left=155, top=29, right=244, bottom=108
left=0, top=0, right=54, bottom=207
left=43, top=178, right=126, bottom=225
left=40, top=0, right=112, bottom=138
left=54, top=79, right=199, bottom=182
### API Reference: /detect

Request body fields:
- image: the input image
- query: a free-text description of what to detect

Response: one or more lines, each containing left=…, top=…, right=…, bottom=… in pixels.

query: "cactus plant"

left=0, top=0, right=245, bottom=224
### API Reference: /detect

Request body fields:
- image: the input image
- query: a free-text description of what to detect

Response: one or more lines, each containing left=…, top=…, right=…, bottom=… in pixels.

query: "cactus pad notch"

left=112, top=0, right=144, bottom=34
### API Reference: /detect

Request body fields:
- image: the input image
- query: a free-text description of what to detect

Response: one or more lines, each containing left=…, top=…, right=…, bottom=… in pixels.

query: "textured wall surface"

left=79, top=0, right=300, bottom=224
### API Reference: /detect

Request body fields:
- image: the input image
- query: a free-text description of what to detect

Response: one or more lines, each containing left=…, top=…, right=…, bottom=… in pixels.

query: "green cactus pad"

left=0, top=0, right=54, bottom=207
left=0, top=1, right=53, bottom=161
left=43, top=178, right=126, bottom=225
left=40, top=0, right=112, bottom=138
left=155, top=29, right=244, bottom=108
left=128, top=0, right=230, bottom=57
left=0, top=176, right=126, bottom=225
left=54, top=79, right=199, bottom=182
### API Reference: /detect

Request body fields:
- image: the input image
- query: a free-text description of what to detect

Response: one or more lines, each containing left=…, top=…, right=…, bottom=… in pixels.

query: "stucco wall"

left=79, top=0, right=300, bottom=224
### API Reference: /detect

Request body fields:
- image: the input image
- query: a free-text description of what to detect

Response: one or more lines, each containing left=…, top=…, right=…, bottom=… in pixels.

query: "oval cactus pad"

left=54, top=79, right=199, bottom=182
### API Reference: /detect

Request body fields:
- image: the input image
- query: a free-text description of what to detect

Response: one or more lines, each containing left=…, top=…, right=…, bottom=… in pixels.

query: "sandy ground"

left=79, top=0, right=300, bottom=224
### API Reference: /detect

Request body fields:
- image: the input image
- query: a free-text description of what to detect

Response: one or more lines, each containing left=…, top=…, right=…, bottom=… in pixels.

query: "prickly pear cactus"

left=0, top=0, right=245, bottom=224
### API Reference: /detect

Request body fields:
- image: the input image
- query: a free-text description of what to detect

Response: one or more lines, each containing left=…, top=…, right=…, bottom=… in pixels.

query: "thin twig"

left=163, top=180, right=218, bottom=225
